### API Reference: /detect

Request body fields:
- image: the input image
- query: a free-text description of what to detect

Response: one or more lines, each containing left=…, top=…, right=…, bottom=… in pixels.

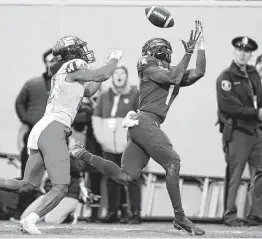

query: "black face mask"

left=154, top=51, right=171, bottom=63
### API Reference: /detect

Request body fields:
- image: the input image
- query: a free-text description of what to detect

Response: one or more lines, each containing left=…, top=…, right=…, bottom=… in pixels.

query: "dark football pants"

left=224, top=129, right=262, bottom=222
left=121, top=111, right=183, bottom=214
left=103, top=152, right=141, bottom=212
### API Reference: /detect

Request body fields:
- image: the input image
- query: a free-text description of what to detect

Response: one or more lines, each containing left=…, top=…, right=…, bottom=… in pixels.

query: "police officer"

left=255, top=54, right=262, bottom=82
left=216, top=36, right=262, bottom=226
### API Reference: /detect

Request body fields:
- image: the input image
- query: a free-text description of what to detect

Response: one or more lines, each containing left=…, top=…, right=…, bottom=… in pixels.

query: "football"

left=145, top=6, right=174, bottom=28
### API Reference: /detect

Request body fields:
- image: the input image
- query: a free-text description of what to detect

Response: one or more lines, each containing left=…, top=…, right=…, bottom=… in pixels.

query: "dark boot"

left=128, top=210, right=141, bottom=224
left=119, top=207, right=129, bottom=224
left=101, top=211, right=118, bottom=223
left=86, top=207, right=100, bottom=223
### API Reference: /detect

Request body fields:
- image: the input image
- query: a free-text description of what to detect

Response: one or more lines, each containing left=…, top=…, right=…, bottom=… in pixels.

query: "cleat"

left=173, top=216, right=205, bottom=236
left=19, top=220, right=43, bottom=235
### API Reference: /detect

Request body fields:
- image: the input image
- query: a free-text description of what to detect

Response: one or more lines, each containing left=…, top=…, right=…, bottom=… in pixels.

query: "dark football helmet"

left=142, top=38, right=173, bottom=63
left=52, top=36, right=96, bottom=64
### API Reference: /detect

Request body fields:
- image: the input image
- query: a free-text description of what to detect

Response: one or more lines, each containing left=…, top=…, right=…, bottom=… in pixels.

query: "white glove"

left=105, top=48, right=124, bottom=62
left=196, top=21, right=204, bottom=50
left=122, top=111, right=139, bottom=128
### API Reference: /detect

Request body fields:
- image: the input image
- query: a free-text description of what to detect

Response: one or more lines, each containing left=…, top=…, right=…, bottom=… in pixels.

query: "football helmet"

left=142, top=38, right=173, bottom=63
left=52, top=36, right=95, bottom=64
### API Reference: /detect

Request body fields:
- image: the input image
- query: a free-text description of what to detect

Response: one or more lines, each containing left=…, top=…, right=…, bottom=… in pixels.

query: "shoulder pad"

left=137, top=56, right=158, bottom=74
left=65, top=59, right=89, bottom=73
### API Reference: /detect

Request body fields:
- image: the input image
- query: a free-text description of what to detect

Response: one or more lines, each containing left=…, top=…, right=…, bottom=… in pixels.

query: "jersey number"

left=165, top=85, right=174, bottom=105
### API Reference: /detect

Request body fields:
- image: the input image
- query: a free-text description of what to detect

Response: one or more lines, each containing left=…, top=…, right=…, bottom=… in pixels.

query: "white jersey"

left=27, top=59, right=90, bottom=151
left=44, top=59, right=89, bottom=127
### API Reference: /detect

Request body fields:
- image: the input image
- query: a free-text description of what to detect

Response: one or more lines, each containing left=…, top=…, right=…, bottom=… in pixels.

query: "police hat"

left=256, top=54, right=262, bottom=65
left=232, top=36, right=258, bottom=52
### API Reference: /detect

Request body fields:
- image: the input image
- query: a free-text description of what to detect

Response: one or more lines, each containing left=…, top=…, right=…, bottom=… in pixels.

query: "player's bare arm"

left=66, top=49, right=124, bottom=83
left=84, top=82, right=102, bottom=97
left=66, top=59, right=118, bottom=83
left=180, top=21, right=206, bottom=87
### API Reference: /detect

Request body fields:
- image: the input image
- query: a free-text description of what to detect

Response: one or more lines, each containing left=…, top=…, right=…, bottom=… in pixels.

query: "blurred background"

left=0, top=0, right=261, bottom=223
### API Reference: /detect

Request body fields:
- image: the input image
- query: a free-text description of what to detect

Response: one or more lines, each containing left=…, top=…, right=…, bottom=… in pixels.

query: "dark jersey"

left=137, top=55, right=180, bottom=123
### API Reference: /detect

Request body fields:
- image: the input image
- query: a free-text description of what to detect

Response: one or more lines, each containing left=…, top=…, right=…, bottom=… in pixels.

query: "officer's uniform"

left=256, top=55, right=262, bottom=66
left=255, top=54, right=262, bottom=84
left=216, top=36, right=262, bottom=226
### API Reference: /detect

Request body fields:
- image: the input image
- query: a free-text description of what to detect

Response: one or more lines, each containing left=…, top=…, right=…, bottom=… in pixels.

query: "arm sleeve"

left=180, top=50, right=206, bottom=87
left=84, top=82, right=102, bottom=97
left=137, top=55, right=190, bottom=85
left=137, top=56, right=173, bottom=84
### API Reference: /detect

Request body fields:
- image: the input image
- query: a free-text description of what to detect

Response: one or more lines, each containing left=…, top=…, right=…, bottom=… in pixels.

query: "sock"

left=175, top=211, right=185, bottom=221
left=22, top=212, right=40, bottom=224
left=164, top=163, right=185, bottom=220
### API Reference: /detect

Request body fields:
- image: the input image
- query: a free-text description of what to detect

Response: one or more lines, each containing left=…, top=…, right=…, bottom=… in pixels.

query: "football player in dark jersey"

left=70, top=21, right=206, bottom=236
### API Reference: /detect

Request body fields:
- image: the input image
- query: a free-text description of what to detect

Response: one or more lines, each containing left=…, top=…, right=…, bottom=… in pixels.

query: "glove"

left=105, top=48, right=124, bottom=62
left=196, top=21, right=204, bottom=50
left=122, top=111, right=139, bottom=128
left=69, top=142, right=86, bottom=159
left=79, top=178, right=101, bottom=204
left=181, top=20, right=202, bottom=54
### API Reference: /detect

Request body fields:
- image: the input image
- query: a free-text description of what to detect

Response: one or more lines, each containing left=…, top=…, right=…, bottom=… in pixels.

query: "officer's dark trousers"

left=103, top=152, right=141, bottom=213
left=224, top=129, right=262, bottom=222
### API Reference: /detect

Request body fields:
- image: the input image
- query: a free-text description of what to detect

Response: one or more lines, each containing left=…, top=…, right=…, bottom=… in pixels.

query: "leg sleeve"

left=44, top=197, right=78, bottom=224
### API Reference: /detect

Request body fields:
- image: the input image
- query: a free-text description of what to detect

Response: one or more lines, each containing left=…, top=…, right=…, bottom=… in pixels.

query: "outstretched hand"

left=181, top=20, right=203, bottom=54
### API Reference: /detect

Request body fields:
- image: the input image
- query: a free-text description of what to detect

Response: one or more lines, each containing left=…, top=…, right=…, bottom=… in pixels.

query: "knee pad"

left=115, top=169, right=134, bottom=185
left=164, top=160, right=180, bottom=177
left=18, top=181, right=35, bottom=193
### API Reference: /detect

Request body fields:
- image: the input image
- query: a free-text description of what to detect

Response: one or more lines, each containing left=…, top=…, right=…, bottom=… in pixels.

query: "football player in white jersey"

left=0, top=36, right=123, bottom=234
